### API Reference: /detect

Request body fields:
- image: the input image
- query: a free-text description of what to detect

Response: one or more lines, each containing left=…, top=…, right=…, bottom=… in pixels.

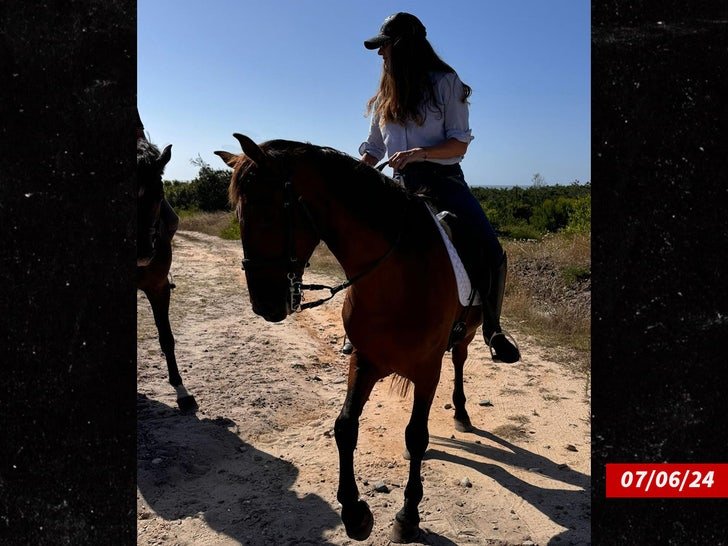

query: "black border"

left=1, top=1, right=137, bottom=543
left=592, top=3, right=728, bottom=543
left=3, top=1, right=728, bottom=543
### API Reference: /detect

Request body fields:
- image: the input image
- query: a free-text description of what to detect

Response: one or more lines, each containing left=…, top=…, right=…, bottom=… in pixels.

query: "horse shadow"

left=427, top=427, right=591, bottom=545
left=136, top=394, right=341, bottom=545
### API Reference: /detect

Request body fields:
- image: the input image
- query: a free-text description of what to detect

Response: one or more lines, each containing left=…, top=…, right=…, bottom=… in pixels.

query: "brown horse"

left=216, top=134, right=483, bottom=543
left=137, top=139, right=197, bottom=413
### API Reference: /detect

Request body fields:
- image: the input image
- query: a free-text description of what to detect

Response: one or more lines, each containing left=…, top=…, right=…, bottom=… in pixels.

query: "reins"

left=241, top=168, right=405, bottom=313
left=295, top=226, right=401, bottom=311
left=296, top=158, right=398, bottom=310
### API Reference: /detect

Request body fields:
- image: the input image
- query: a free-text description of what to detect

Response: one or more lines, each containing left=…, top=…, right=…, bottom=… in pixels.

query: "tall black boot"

left=481, top=252, right=520, bottom=363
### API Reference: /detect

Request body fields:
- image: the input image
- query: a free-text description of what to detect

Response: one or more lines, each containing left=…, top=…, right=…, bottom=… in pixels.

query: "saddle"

left=424, top=202, right=481, bottom=307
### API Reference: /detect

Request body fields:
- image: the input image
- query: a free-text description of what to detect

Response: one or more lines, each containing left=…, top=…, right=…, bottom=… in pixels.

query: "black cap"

left=364, top=12, right=427, bottom=50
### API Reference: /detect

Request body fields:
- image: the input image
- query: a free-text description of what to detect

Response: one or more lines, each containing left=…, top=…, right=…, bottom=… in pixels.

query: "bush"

left=220, top=213, right=241, bottom=240
left=530, top=197, right=575, bottom=233
left=164, top=180, right=198, bottom=210
left=473, top=183, right=590, bottom=238
left=564, top=194, right=591, bottom=234
left=194, top=165, right=230, bottom=211
left=499, top=222, right=543, bottom=240
left=163, top=159, right=232, bottom=212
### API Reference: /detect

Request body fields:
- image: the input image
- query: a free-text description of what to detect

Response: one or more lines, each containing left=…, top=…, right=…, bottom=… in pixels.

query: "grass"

left=176, top=210, right=590, bottom=374
left=502, top=231, right=591, bottom=374
left=177, top=209, right=238, bottom=239
left=491, top=424, right=529, bottom=442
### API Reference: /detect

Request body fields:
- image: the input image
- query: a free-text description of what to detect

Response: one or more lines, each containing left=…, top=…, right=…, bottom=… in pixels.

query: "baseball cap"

left=364, top=12, right=427, bottom=50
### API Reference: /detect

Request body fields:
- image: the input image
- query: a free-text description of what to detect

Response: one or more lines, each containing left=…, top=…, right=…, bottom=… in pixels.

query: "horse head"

left=215, top=134, right=320, bottom=322
left=137, top=141, right=172, bottom=267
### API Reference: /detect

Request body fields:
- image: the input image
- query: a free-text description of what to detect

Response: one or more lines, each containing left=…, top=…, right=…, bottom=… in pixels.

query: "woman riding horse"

left=217, top=134, right=494, bottom=542
left=360, top=12, right=520, bottom=363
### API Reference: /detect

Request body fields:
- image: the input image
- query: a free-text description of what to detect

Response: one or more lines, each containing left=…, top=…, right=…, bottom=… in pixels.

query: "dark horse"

left=137, top=139, right=197, bottom=412
left=216, top=134, right=483, bottom=543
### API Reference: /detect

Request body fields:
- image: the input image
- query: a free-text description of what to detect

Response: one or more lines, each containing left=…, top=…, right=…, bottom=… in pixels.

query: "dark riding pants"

left=395, top=162, right=503, bottom=281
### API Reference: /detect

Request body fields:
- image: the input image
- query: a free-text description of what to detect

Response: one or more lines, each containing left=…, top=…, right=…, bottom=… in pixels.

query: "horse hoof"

left=177, top=395, right=198, bottom=413
left=341, top=500, right=374, bottom=541
left=403, top=448, right=430, bottom=461
left=454, top=417, right=474, bottom=433
left=390, top=518, right=420, bottom=543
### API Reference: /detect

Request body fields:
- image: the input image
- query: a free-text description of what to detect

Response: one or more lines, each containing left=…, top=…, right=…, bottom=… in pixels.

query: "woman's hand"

left=388, top=139, right=468, bottom=170
left=360, top=152, right=380, bottom=167
left=388, top=147, right=428, bottom=170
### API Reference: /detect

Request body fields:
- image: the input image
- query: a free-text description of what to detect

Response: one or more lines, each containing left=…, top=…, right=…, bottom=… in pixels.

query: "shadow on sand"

left=428, top=427, right=590, bottom=545
left=136, top=394, right=341, bottom=545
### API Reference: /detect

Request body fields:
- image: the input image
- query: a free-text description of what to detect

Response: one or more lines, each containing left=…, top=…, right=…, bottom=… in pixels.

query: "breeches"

left=395, top=162, right=503, bottom=279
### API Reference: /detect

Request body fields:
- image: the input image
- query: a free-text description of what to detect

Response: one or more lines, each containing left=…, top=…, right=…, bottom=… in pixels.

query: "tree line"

left=163, top=162, right=590, bottom=240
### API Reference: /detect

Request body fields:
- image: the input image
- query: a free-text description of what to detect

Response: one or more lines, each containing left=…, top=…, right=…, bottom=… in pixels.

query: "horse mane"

left=137, top=138, right=161, bottom=169
left=228, top=140, right=418, bottom=244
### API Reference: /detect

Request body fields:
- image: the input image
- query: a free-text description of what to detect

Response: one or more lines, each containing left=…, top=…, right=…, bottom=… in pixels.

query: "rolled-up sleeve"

left=439, top=73, right=474, bottom=144
left=358, top=112, right=386, bottom=160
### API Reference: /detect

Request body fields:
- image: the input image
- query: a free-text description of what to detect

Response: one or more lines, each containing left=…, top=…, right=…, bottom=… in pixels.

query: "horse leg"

left=391, top=383, right=436, bottom=543
left=335, top=354, right=383, bottom=540
left=452, top=335, right=475, bottom=432
left=146, top=283, right=197, bottom=412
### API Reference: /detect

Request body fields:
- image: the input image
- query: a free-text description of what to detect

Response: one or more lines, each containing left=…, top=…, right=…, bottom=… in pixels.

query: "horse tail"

left=389, top=374, right=413, bottom=398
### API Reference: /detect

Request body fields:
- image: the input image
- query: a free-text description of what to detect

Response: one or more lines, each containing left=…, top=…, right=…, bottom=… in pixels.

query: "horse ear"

left=214, top=150, right=239, bottom=167
left=233, top=133, right=268, bottom=166
left=157, top=144, right=172, bottom=169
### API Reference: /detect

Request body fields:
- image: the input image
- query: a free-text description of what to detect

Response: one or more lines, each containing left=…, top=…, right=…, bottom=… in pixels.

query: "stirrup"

left=487, top=330, right=520, bottom=362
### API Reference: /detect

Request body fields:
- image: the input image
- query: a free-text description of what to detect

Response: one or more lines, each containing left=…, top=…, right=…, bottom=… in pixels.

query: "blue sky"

left=139, top=1, right=590, bottom=187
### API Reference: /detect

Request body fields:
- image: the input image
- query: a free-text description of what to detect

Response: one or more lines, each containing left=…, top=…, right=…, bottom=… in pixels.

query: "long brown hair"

left=366, top=36, right=472, bottom=125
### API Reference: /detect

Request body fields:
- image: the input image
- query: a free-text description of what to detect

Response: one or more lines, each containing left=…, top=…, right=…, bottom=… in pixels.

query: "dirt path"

left=137, top=231, right=591, bottom=546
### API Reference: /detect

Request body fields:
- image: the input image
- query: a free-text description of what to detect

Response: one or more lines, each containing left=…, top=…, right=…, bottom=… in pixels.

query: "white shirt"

left=359, top=72, right=474, bottom=165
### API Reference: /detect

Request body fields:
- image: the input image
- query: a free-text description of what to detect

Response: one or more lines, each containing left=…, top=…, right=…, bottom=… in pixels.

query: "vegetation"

left=501, top=232, right=590, bottom=374
left=164, top=157, right=230, bottom=213
left=164, top=161, right=590, bottom=241
left=164, top=163, right=590, bottom=370
left=471, top=181, right=591, bottom=240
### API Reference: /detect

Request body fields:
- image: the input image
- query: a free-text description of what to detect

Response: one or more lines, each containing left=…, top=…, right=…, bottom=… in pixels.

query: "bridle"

left=138, top=190, right=163, bottom=266
left=240, top=160, right=400, bottom=313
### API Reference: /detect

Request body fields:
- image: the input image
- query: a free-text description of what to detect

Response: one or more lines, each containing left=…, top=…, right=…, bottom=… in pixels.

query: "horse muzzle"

left=137, top=254, right=154, bottom=267
left=247, top=281, right=291, bottom=323
left=253, top=303, right=289, bottom=323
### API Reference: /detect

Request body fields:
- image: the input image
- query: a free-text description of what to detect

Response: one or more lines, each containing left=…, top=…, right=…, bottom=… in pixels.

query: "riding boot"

left=481, top=252, right=520, bottom=363
left=161, top=199, right=179, bottom=240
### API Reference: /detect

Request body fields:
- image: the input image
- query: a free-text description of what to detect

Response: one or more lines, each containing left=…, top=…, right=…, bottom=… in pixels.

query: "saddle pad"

left=427, top=207, right=481, bottom=306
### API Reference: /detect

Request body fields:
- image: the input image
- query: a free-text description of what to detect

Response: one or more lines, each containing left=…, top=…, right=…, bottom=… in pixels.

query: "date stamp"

left=606, top=464, right=728, bottom=498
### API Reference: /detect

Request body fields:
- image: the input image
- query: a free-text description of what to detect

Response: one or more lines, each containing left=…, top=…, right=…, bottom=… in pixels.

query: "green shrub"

left=562, top=265, right=591, bottom=285
left=500, top=223, right=543, bottom=240
left=194, top=165, right=230, bottom=211
left=472, top=183, right=590, bottom=238
left=164, top=180, right=198, bottom=210
left=220, top=214, right=241, bottom=240
left=564, top=194, right=591, bottom=234
left=163, top=159, right=232, bottom=212
left=530, top=197, right=575, bottom=233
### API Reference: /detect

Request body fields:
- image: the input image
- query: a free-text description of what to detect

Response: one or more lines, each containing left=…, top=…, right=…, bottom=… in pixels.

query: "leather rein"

left=241, top=159, right=400, bottom=312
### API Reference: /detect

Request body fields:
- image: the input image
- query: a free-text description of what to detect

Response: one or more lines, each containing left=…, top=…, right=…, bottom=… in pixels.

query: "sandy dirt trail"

left=137, top=231, right=591, bottom=546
